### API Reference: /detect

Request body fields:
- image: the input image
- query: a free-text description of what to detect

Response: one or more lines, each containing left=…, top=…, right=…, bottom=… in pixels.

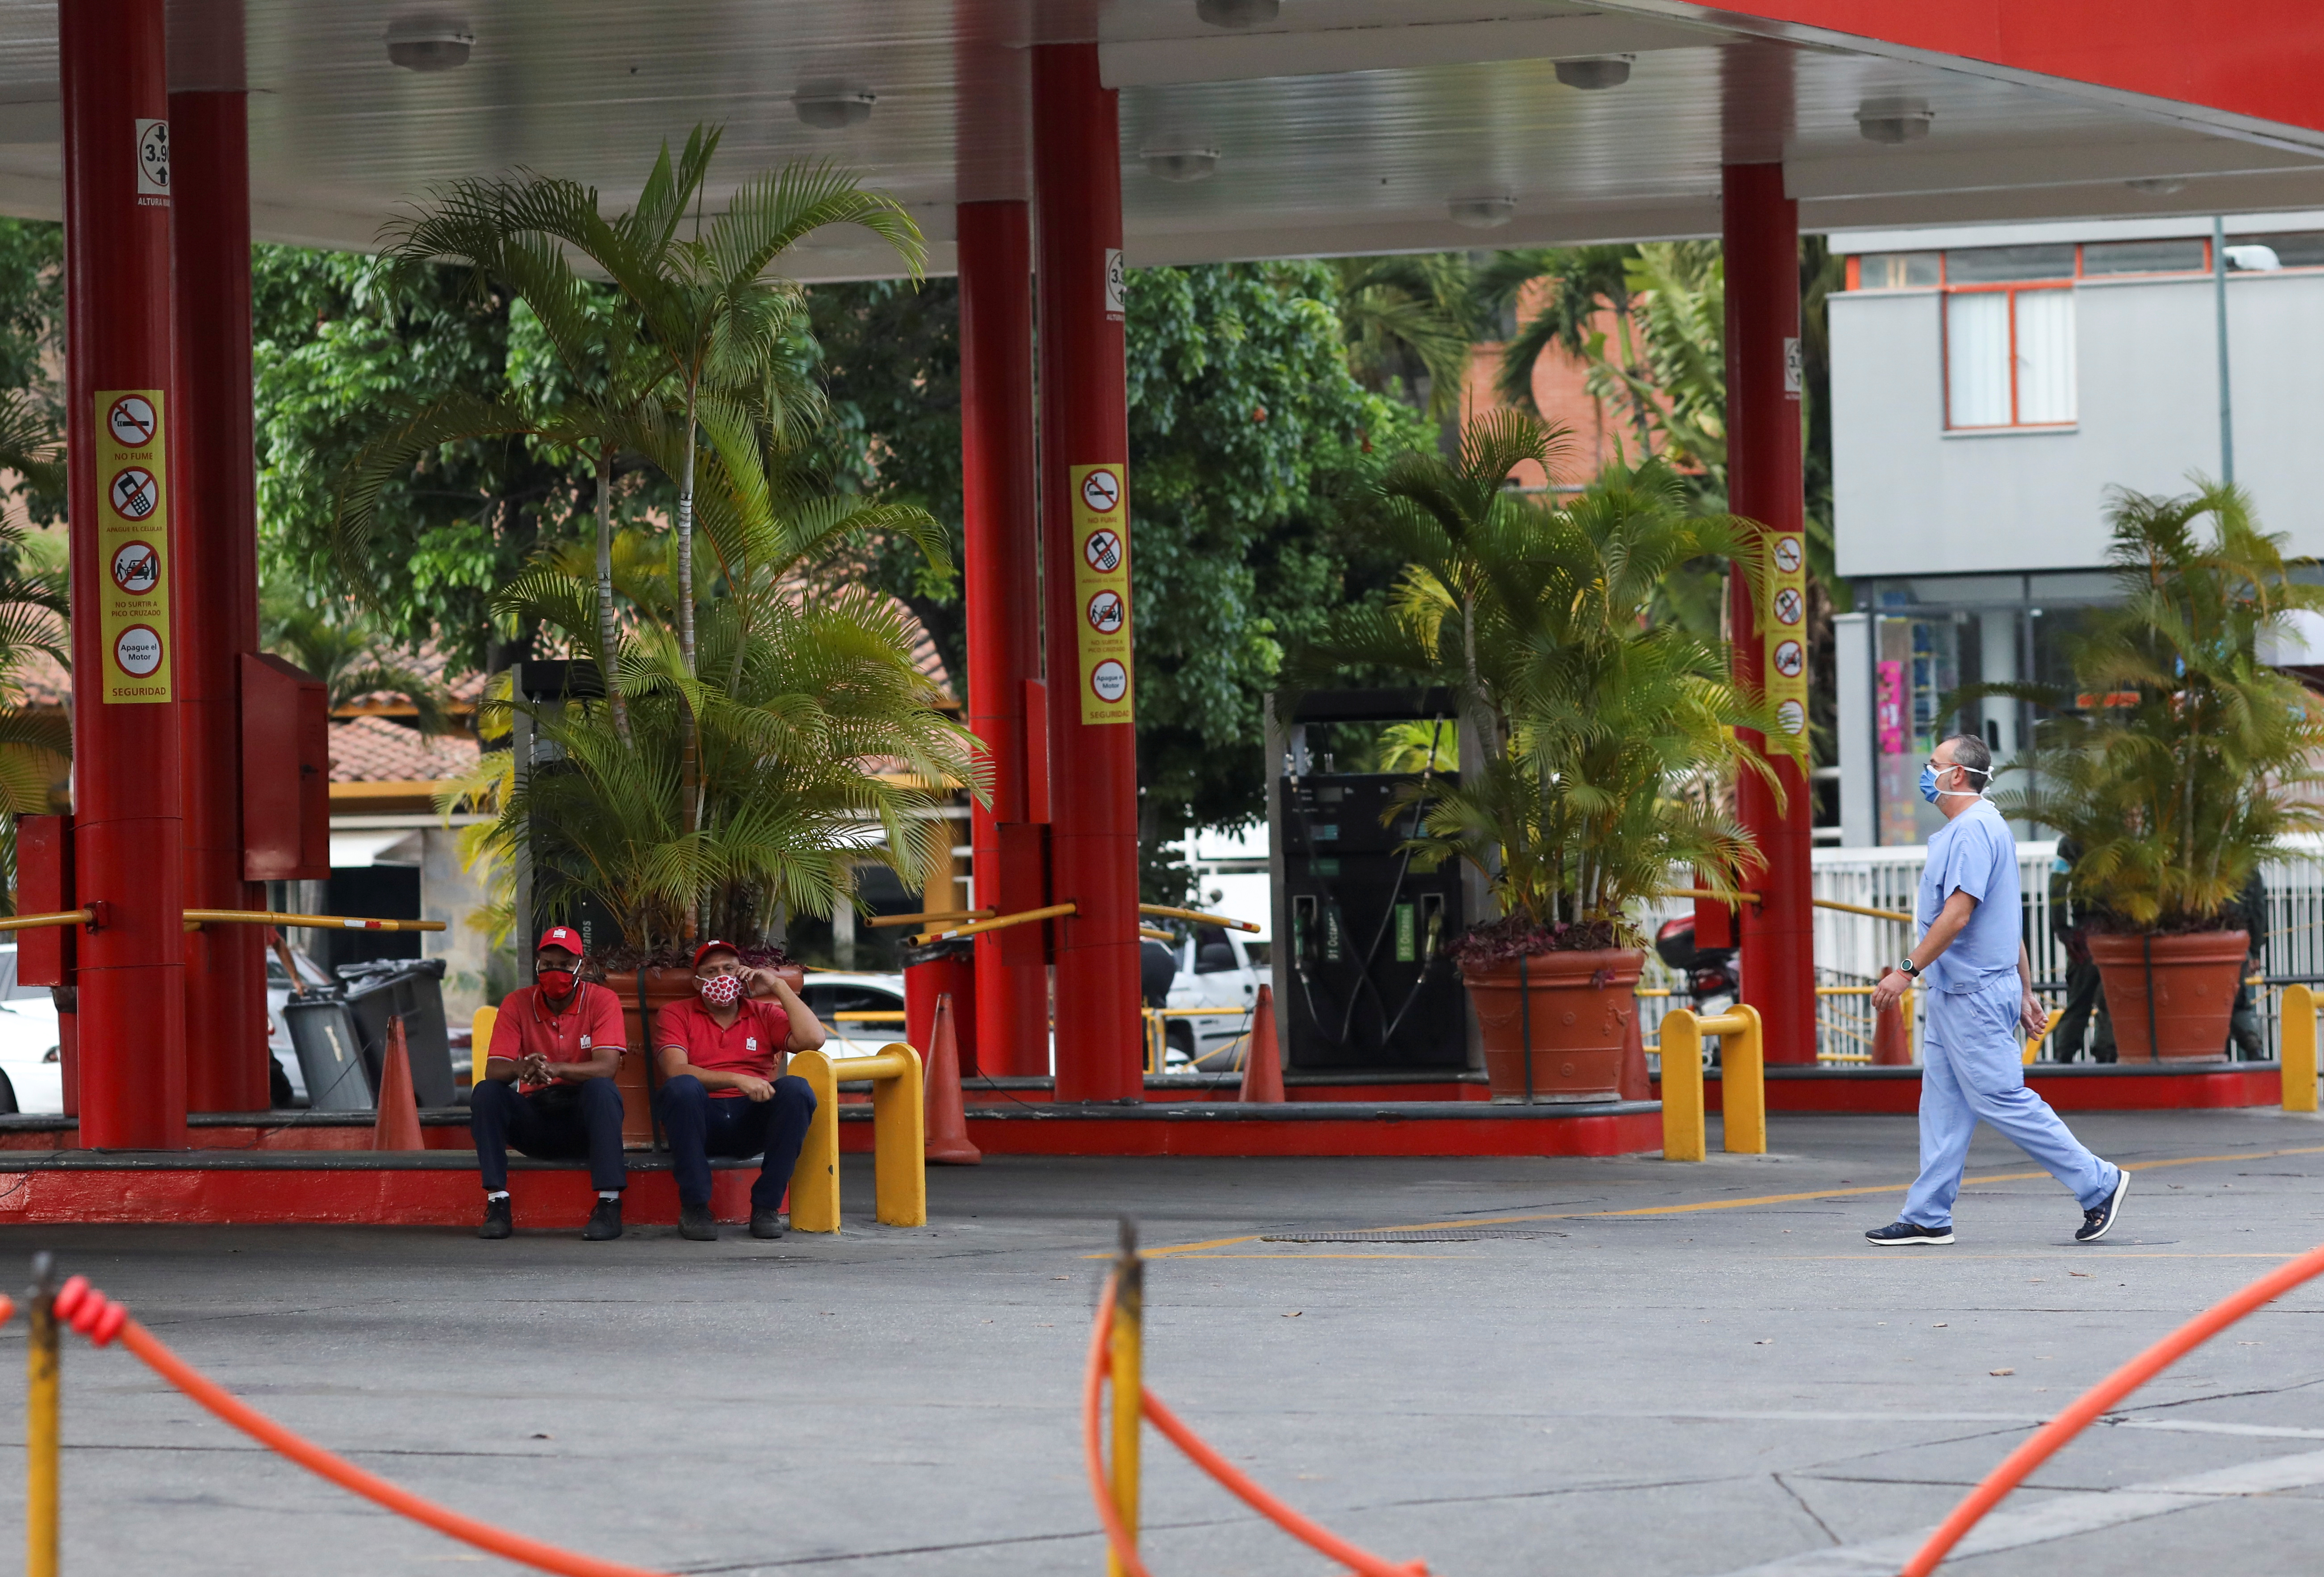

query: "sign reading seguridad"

left=1070, top=463, right=1133, bottom=725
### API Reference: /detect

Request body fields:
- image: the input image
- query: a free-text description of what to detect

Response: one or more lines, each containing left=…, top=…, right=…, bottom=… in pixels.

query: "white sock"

left=486, top=1190, right=510, bottom=1201
left=598, top=1191, right=620, bottom=1201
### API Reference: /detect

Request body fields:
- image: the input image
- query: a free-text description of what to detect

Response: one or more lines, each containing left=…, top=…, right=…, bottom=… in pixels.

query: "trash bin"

left=901, top=936, right=978, bottom=1075
left=335, top=957, right=455, bottom=1107
left=282, top=996, right=373, bottom=1112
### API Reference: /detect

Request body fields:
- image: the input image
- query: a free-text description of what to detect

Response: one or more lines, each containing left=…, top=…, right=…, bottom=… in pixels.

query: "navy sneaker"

left=478, top=1196, right=513, bottom=1240
left=1865, top=1220, right=1953, bottom=1246
left=2075, top=1169, right=2129, bottom=1243
left=581, top=1196, right=623, bottom=1241
left=678, top=1202, right=717, bottom=1242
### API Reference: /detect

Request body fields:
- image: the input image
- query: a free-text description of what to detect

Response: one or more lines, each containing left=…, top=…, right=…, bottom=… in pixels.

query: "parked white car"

left=795, top=972, right=909, bottom=1062
left=0, top=945, right=63, bottom=1114
left=1161, top=923, right=1273, bottom=1071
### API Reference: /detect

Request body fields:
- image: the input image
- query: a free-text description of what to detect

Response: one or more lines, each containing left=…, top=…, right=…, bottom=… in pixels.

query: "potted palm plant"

left=1989, top=482, right=2324, bottom=1062
left=1292, top=412, right=1781, bottom=1102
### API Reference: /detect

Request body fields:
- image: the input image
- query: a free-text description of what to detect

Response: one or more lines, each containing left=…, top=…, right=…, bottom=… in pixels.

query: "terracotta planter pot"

left=603, top=964, right=807, bottom=1145
left=1462, top=948, right=1643, bottom=1103
left=2085, top=930, right=2246, bottom=1063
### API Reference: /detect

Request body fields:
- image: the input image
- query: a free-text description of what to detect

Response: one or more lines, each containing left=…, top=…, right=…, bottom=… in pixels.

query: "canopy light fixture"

left=1856, top=98, right=1933, bottom=145
left=1554, top=57, right=1631, bottom=90
left=794, top=84, right=877, bottom=130
left=385, top=14, right=473, bottom=72
left=1143, top=146, right=1220, bottom=183
left=2125, top=176, right=2187, bottom=195
left=1196, top=0, right=1279, bottom=28
left=1449, top=196, right=1516, bottom=230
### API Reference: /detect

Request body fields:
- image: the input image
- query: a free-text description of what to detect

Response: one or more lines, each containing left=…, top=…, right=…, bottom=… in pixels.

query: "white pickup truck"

left=1159, top=923, right=1273, bottom=1071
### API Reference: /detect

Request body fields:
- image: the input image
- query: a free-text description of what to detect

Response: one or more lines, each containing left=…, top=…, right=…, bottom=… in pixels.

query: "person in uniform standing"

left=472, top=926, right=628, bottom=1241
left=1866, top=735, right=2130, bottom=1246
left=2047, top=837, right=2115, bottom=1063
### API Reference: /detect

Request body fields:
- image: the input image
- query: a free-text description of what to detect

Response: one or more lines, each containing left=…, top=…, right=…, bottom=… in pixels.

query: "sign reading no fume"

left=96, top=391, right=172, bottom=702
left=1763, top=530, right=1807, bottom=745
left=1070, top=463, right=1133, bottom=725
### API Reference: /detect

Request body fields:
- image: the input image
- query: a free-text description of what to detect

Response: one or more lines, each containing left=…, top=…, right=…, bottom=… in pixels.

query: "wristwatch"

left=1894, top=958, right=1921, bottom=978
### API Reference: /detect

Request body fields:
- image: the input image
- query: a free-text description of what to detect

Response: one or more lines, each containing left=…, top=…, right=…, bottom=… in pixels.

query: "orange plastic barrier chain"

left=1904, top=1236, right=2324, bottom=1576
left=1083, top=1276, right=1428, bottom=1577
left=44, top=1277, right=675, bottom=1577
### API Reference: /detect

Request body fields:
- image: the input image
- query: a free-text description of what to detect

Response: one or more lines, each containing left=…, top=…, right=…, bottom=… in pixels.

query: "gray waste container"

left=336, top=957, right=454, bottom=1107
left=282, top=996, right=373, bottom=1112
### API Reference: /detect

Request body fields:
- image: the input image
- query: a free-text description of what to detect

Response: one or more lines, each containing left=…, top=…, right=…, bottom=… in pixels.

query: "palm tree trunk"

left=677, top=385, right=702, bottom=869
left=595, top=446, right=629, bottom=742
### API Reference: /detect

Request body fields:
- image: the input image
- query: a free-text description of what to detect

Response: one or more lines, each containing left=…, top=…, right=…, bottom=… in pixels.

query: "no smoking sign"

left=108, top=396, right=158, bottom=448
left=1080, top=468, right=1121, bottom=514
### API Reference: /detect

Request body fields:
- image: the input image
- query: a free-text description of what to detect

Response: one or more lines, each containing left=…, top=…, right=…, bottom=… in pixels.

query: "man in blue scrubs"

left=1865, top=734, right=2130, bottom=1246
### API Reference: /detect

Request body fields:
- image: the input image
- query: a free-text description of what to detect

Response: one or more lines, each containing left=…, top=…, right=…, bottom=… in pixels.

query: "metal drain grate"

left=1258, top=1228, right=1564, bottom=1243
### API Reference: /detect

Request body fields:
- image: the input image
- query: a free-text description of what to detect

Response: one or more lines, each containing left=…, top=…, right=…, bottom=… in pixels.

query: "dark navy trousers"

left=655, top=1073, right=817, bottom=1210
left=470, top=1077, right=627, bottom=1193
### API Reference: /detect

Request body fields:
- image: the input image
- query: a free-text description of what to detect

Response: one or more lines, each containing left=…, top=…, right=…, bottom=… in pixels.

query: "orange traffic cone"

left=923, top=992, right=982, bottom=1165
left=372, top=1015, right=425, bottom=1151
left=1872, top=998, right=1911, bottom=1066
left=1239, top=984, right=1285, bottom=1103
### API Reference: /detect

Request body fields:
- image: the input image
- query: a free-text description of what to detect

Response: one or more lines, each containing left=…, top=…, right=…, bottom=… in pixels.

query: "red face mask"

left=698, top=973, right=744, bottom=1007
left=537, top=968, right=577, bottom=998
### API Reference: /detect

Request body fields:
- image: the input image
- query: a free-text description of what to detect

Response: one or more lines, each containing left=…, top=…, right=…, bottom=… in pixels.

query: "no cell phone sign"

left=111, top=540, right=159, bottom=595
left=108, top=396, right=158, bottom=447
left=1090, top=659, right=1129, bottom=704
left=114, top=624, right=163, bottom=678
left=1083, top=528, right=1122, bottom=573
left=109, top=467, right=159, bottom=521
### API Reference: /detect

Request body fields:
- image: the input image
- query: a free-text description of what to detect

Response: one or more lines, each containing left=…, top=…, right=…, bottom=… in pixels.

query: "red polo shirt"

left=489, top=983, right=627, bottom=1094
left=656, top=996, right=792, bottom=1097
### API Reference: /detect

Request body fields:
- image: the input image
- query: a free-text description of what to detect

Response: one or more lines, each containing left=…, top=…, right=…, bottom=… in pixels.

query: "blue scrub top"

left=1917, top=798, right=2021, bottom=994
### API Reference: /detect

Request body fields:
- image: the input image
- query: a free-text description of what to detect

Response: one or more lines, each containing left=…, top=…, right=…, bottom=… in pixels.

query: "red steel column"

left=1032, top=45, right=1141, bottom=1102
left=62, top=0, right=188, bottom=1145
left=958, top=200, right=1049, bottom=1077
left=1722, top=163, right=1816, bottom=1065
left=172, top=84, right=267, bottom=1111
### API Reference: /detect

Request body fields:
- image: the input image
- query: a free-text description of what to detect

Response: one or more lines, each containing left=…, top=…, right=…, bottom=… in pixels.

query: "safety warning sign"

left=1069, top=463, right=1133, bottom=724
left=94, top=389, right=171, bottom=703
left=1760, top=531, right=1806, bottom=749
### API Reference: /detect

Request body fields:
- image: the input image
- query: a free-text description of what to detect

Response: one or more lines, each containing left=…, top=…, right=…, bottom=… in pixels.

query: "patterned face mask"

left=698, top=973, right=744, bottom=1007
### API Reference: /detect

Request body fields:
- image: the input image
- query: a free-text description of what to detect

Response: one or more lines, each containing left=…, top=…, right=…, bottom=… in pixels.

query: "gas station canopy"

left=0, top=1, right=2319, bottom=279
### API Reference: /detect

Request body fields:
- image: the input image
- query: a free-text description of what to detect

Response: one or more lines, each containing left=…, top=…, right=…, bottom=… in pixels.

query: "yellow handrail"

left=866, top=909, right=994, bottom=930
left=1139, top=904, right=1261, bottom=934
left=912, top=902, right=1076, bottom=945
left=0, top=909, right=92, bottom=933
left=1656, top=1004, right=1765, bottom=1162
left=1663, top=886, right=1914, bottom=925
left=185, top=909, right=446, bottom=933
left=784, top=1043, right=926, bottom=1230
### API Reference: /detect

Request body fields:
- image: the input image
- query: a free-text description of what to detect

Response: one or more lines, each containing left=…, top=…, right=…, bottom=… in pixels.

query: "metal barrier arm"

left=1138, top=904, right=1261, bottom=934
left=912, top=902, right=1075, bottom=945
left=1661, top=887, right=1914, bottom=925
left=185, top=909, right=447, bottom=933
left=866, top=909, right=993, bottom=930
left=0, top=908, right=94, bottom=933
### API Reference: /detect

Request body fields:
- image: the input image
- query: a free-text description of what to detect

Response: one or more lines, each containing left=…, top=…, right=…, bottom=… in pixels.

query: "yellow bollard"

left=868, top=1043, right=928, bottom=1228
left=1657, top=1009, right=1707, bottom=1162
left=1705, top=1004, right=1767, bottom=1155
left=786, top=1048, right=842, bottom=1234
left=27, top=1251, right=58, bottom=1577
left=1108, top=1219, right=1143, bottom=1577
left=2283, top=984, right=2319, bottom=1115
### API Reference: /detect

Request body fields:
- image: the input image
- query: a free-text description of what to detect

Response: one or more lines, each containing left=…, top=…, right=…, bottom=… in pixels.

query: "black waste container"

left=283, top=996, right=373, bottom=1111
left=336, top=957, right=455, bottom=1107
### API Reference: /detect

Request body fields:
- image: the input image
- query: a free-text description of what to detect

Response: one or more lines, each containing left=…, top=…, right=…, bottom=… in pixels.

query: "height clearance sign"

left=1070, top=464, right=1133, bottom=725
left=95, top=390, right=172, bottom=703
left=1762, top=529, right=1807, bottom=754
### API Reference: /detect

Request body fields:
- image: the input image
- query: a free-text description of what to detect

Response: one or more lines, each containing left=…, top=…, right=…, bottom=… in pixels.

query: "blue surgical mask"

left=1919, top=762, right=1940, bottom=804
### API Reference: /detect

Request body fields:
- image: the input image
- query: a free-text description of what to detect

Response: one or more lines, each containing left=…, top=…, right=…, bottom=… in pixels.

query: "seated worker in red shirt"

left=473, top=926, right=628, bottom=1242
left=654, top=940, right=824, bottom=1242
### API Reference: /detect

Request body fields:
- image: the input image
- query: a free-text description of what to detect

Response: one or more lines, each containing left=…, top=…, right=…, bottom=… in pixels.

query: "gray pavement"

left=0, top=1107, right=2320, bottom=1576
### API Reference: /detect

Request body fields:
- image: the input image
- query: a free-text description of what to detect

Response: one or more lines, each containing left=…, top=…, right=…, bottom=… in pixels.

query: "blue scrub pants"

left=1902, top=973, right=2119, bottom=1230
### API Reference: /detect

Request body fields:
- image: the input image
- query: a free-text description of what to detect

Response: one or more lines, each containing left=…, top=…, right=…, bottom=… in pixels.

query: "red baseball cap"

left=692, top=939, right=742, bottom=970
left=536, top=926, right=585, bottom=956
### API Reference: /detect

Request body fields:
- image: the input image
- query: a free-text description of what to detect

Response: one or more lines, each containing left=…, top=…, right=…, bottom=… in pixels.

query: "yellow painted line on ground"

left=1175, top=1253, right=1480, bottom=1260
left=1772, top=1252, right=2308, bottom=1262
left=1135, top=1144, right=2324, bottom=1260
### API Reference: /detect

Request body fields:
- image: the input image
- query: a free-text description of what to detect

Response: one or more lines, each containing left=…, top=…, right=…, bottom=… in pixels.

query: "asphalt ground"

left=0, top=1107, right=2319, bottom=1577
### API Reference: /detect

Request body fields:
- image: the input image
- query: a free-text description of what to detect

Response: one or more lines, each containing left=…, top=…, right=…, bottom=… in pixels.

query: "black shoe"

left=581, top=1196, right=623, bottom=1241
left=1864, top=1220, right=1953, bottom=1246
left=679, top=1202, right=717, bottom=1241
left=2076, top=1169, right=2129, bottom=1243
left=749, top=1209, right=784, bottom=1240
left=478, top=1196, right=512, bottom=1240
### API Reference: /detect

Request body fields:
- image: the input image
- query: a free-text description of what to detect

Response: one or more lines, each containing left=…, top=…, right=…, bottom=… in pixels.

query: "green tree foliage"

left=260, top=578, right=457, bottom=732
left=1986, top=481, right=2324, bottom=931
left=0, top=219, right=64, bottom=530
left=1328, top=253, right=1481, bottom=421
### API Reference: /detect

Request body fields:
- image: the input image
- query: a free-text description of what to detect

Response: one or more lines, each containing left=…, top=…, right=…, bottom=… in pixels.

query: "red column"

left=62, top=0, right=187, bottom=1146
left=1032, top=45, right=1141, bottom=1102
left=1722, top=163, right=1816, bottom=1065
left=172, top=87, right=267, bottom=1112
left=958, top=200, right=1050, bottom=1076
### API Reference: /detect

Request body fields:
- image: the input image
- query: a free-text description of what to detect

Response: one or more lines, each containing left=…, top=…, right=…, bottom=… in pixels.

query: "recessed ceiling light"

left=1856, top=98, right=1934, bottom=145
left=1449, top=196, right=1515, bottom=230
left=794, top=84, right=877, bottom=130
left=1143, top=146, right=1220, bottom=183
left=385, top=14, right=473, bottom=72
left=1555, top=58, right=1631, bottom=90
left=1196, top=0, right=1279, bottom=28
left=2126, top=176, right=2187, bottom=195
